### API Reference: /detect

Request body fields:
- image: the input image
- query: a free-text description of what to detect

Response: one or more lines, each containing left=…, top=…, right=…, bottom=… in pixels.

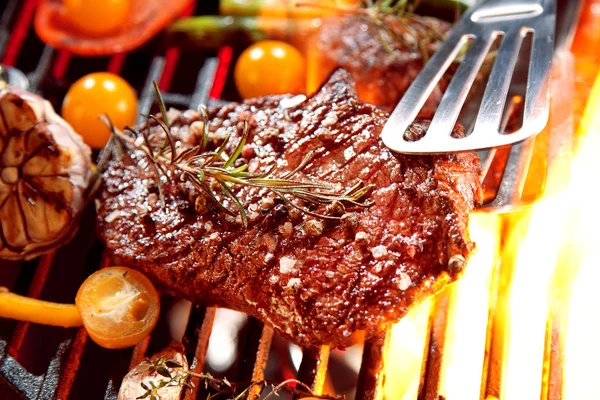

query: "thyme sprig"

left=102, top=82, right=374, bottom=228
left=138, top=356, right=345, bottom=400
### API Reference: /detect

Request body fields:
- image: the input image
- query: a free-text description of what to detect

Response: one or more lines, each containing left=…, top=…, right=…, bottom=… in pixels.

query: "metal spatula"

left=381, top=0, right=556, bottom=154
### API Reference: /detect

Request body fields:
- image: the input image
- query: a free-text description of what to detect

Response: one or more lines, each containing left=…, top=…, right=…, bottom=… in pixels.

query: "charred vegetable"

left=35, top=0, right=191, bottom=56
left=0, top=87, right=92, bottom=260
left=167, top=15, right=322, bottom=50
left=220, top=0, right=470, bottom=18
left=118, top=342, right=189, bottom=400
left=168, top=0, right=471, bottom=50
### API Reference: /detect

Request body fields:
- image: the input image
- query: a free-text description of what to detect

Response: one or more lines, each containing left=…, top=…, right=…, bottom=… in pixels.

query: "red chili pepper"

left=34, top=0, right=192, bottom=57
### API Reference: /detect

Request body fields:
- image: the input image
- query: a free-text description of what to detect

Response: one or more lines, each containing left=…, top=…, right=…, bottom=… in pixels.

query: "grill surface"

left=0, top=1, right=577, bottom=399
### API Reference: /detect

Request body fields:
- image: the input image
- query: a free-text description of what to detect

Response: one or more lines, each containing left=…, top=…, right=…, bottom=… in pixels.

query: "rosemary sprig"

left=102, top=84, right=374, bottom=228
left=138, top=356, right=345, bottom=400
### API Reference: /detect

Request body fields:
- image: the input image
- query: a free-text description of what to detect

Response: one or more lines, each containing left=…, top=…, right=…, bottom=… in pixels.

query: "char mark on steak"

left=97, top=69, right=482, bottom=349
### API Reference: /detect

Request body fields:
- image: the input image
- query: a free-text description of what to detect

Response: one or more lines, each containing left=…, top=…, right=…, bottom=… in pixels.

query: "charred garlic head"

left=0, top=87, right=92, bottom=260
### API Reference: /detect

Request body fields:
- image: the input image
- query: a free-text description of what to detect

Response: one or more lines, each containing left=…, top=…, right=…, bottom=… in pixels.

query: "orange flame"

left=438, top=213, right=501, bottom=400
left=561, top=65, right=600, bottom=400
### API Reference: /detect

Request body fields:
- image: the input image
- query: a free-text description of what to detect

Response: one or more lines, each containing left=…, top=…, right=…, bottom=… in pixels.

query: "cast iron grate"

left=0, top=1, right=575, bottom=399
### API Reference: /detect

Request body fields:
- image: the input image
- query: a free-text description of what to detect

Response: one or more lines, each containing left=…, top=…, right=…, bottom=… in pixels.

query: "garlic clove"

left=0, top=87, right=92, bottom=260
left=0, top=194, right=29, bottom=249
left=2, top=133, right=26, bottom=167
left=0, top=179, right=10, bottom=206
left=0, top=92, right=37, bottom=134
left=18, top=183, right=51, bottom=241
left=27, top=176, right=74, bottom=207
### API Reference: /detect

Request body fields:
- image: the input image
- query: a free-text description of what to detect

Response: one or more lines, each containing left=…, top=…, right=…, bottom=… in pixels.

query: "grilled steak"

left=97, top=69, right=482, bottom=349
left=311, top=14, right=452, bottom=114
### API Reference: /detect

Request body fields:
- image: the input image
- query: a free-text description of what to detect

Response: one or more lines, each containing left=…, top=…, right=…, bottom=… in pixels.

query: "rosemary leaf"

left=100, top=86, right=374, bottom=229
left=152, top=81, right=170, bottom=127
left=149, top=114, right=176, bottom=164
left=199, top=106, right=210, bottom=153
left=205, top=134, right=231, bottom=167
left=281, top=150, right=316, bottom=179
left=223, top=120, right=249, bottom=168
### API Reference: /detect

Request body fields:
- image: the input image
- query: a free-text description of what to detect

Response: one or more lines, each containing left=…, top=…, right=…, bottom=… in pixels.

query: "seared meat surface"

left=312, top=14, right=451, bottom=114
left=97, top=70, right=481, bottom=348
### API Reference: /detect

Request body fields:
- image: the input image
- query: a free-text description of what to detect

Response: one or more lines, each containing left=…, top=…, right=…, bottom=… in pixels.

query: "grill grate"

left=0, top=1, right=576, bottom=399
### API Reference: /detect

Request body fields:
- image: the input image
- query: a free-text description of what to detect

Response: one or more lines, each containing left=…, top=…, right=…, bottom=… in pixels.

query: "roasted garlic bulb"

left=0, top=87, right=92, bottom=260
left=118, top=342, right=189, bottom=400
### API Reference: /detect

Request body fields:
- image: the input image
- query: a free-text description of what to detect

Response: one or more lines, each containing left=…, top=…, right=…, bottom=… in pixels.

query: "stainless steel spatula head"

left=381, top=0, right=556, bottom=154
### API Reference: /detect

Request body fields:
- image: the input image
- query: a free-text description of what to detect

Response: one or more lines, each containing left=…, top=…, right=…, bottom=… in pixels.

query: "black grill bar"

left=182, top=306, right=216, bottom=400
left=246, top=325, right=274, bottom=400
left=0, top=0, right=19, bottom=57
left=355, top=327, right=391, bottom=400
left=56, top=327, right=88, bottom=400
left=295, top=346, right=331, bottom=398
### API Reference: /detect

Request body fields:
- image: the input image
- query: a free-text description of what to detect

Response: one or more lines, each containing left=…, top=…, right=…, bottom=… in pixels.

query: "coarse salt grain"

left=355, top=231, right=370, bottom=242
left=269, top=275, right=279, bottom=284
left=279, top=222, right=293, bottom=237
left=280, top=94, right=307, bottom=109
left=279, top=256, right=296, bottom=273
left=344, top=146, right=356, bottom=161
left=286, top=278, right=301, bottom=290
left=370, top=245, right=388, bottom=259
left=322, top=113, right=338, bottom=127
left=104, top=210, right=121, bottom=223
left=399, top=272, right=412, bottom=290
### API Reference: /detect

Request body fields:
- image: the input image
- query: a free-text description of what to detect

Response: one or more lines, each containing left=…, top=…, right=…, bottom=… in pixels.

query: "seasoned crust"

left=97, top=69, right=481, bottom=348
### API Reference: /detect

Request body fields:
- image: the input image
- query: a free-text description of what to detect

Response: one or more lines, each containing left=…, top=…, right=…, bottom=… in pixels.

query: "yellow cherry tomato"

left=76, top=267, right=160, bottom=349
left=234, top=40, right=305, bottom=99
left=63, top=0, right=130, bottom=37
left=62, top=72, right=137, bottom=149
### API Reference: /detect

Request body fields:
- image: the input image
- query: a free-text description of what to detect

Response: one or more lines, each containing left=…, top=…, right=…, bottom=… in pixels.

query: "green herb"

left=137, top=356, right=344, bottom=400
left=101, top=84, right=374, bottom=228
left=364, top=1, right=449, bottom=59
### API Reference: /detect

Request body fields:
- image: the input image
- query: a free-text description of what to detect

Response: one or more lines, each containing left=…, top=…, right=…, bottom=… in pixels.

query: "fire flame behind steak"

left=97, top=70, right=481, bottom=349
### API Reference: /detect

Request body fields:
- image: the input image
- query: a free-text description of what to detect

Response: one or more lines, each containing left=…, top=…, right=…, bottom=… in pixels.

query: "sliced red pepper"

left=34, top=0, right=192, bottom=57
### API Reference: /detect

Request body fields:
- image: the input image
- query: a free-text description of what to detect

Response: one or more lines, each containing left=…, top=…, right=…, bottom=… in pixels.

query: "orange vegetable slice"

left=76, top=267, right=160, bottom=349
left=0, top=287, right=82, bottom=328
left=34, top=0, right=192, bottom=56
